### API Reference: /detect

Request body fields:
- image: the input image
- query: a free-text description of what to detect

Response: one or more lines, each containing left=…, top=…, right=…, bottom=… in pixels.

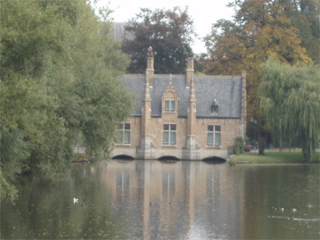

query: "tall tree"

left=270, top=0, right=320, bottom=63
left=291, top=0, right=319, bottom=63
left=0, top=0, right=134, bottom=201
left=259, top=57, right=320, bottom=161
left=121, top=7, right=196, bottom=74
left=203, top=0, right=313, bottom=149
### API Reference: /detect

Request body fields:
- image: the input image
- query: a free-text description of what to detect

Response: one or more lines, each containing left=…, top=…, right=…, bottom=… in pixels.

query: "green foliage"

left=0, top=172, right=18, bottom=204
left=235, top=137, right=245, bottom=155
left=0, top=0, right=134, bottom=202
left=293, top=0, right=320, bottom=63
left=202, top=0, right=315, bottom=145
left=259, top=57, right=320, bottom=161
left=72, top=153, right=91, bottom=162
left=121, top=7, right=196, bottom=74
left=228, top=157, right=237, bottom=166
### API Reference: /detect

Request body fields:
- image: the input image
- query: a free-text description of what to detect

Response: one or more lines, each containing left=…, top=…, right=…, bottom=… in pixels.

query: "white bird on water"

left=73, top=198, right=78, bottom=204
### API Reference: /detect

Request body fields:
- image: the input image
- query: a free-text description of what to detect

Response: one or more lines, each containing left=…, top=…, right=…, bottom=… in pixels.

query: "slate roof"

left=112, top=22, right=134, bottom=41
left=121, top=74, right=243, bottom=119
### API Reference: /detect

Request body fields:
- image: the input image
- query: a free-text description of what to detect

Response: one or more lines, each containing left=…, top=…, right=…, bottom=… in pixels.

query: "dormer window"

left=165, top=100, right=175, bottom=112
left=212, top=99, right=219, bottom=114
left=162, top=75, right=178, bottom=114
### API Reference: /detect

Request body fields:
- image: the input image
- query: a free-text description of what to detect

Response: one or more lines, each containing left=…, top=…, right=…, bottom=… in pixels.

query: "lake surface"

left=1, top=160, right=319, bottom=239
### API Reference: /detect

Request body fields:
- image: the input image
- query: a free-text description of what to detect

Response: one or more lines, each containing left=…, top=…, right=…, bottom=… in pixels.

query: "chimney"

left=186, top=57, right=194, bottom=87
left=146, top=46, right=154, bottom=86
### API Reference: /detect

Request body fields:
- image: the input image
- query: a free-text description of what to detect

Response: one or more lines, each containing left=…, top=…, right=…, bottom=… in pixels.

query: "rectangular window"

left=165, top=100, right=175, bottom=112
left=163, top=124, right=176, bottom=145
left=118, top=123, right=130, bottom=144
left=207, top=125, right=221, bottom=146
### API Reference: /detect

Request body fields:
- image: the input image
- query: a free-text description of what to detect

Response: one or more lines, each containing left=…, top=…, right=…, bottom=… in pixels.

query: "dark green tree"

left=121, top=7, right=196, bottom=74
left=0, top=0, right=134, bottom=201
left=1, top=0, right=71, bottom=200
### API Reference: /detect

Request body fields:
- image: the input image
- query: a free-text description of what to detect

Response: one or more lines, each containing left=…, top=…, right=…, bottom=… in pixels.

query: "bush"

left=235, top=137, right=245, bottom=155
left=228, top=157, right=237, bottom=166
left=72, top=153, right=91, bottom=162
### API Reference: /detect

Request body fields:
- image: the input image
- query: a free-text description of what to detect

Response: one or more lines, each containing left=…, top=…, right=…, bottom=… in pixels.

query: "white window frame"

left=165, top=100, right=175, bottom=112
left=207, top=125, right=221, bottom=147
left=163, top=123, right=176, bottom=145
left=118, top=123, right=131, bottom=144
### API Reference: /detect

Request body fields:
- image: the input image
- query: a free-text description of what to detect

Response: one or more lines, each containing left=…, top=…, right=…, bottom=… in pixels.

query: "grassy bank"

left=230, top=151, right=320, bottom=164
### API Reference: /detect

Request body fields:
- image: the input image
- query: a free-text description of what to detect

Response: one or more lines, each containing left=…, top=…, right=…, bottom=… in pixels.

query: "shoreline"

left=228, top=151, right=320, bottom=165
left=229, top=161, right=320, bottom=165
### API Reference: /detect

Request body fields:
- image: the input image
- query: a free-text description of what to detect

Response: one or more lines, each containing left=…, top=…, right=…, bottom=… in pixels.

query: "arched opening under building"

left=158, top=156, right=180, bottom=163
left=112, top=155, right=135, bottom=160
left=202, top=156, right=226, bottom=164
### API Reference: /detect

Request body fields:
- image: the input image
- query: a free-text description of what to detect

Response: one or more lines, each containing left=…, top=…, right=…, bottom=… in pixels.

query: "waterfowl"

left=80, top=202, right=85, bottom=207
left=292, top=208, right=297, bottom=212
left=73, top=198, right=78, bottom=204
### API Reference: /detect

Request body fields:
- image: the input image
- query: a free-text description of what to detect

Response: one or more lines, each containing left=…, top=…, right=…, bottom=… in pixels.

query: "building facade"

left=111, top=50, right=246, bottom=160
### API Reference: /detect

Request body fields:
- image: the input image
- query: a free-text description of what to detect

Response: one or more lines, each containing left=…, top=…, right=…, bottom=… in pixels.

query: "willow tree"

left=259, top=57, right=320, bottom=161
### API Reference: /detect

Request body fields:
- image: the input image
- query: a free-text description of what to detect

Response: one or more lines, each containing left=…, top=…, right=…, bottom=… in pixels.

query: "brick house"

left=111, top=50, right=246, bottom=160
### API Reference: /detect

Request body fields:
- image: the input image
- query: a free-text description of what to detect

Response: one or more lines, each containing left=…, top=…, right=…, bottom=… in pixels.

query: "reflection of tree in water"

left=71, top=162, right=121, bottom=239
left=1, top=163, right=121, bottom=239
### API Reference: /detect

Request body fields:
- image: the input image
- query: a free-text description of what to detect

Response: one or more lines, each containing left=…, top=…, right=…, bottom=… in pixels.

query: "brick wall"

left=111, top=116, right=244, bottom=160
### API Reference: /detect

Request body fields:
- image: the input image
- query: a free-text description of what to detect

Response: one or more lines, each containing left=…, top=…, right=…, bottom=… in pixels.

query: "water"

left=1, top=160, right=319, bottom=239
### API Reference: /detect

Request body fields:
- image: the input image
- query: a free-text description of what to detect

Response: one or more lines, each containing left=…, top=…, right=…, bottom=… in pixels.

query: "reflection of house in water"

left=102, top=160, right=245, bottom=239
left=112, top=48, right=246, bottom=161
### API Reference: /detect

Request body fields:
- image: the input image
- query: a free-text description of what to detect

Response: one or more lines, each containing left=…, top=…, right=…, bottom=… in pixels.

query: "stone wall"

left=111, top=116, right=244, bottom=160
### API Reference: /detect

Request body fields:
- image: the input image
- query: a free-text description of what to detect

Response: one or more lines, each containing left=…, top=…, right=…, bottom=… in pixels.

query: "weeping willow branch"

left=258, top=57, right=320, bottom=161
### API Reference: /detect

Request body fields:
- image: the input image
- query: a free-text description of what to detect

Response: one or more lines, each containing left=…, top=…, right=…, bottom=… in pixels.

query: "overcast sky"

left=94, top=0, right=235, bottom=54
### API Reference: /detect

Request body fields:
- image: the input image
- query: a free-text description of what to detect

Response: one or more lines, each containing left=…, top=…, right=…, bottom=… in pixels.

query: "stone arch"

left=166, top=91, right=175, bottom=98
left=202, top=156, right=226, bottom=164
left=112, top=154, right=135, bottom=160
left=158, top=155, right=180, bottom=161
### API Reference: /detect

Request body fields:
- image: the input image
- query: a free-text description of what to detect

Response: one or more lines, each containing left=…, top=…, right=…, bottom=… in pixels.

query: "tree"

left=259, top=57, right=320, bottom=161
left=1, top=0, right=71, bottom=201
left=121, top=7, right=196, bottom=74
left=0, top=0, right=134, bottom=201
left=203, top=0, right=312, bottom=151
left=293, top=0, right=320, bottom=63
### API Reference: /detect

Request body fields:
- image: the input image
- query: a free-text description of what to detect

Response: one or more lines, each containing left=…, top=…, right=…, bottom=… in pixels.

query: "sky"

left=94, top=0, right=235, bottom=54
